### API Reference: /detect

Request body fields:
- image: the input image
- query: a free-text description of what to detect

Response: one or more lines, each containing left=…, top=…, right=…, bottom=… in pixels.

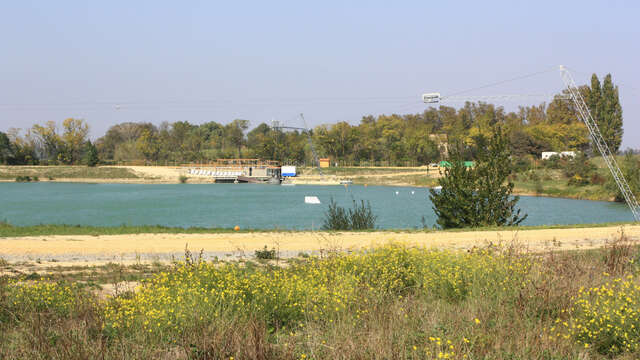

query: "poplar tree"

left=587, top=74, right=601, bottom=126
left=599, top=74, right=624, bottom=153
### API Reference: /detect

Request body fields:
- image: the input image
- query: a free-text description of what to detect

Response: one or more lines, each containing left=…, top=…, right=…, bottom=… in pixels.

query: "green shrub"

left=565, top=153, right=595, bottom=186
left=322, top=198, right=377, bottom=230
left=349, top=199, right=377, bottom=230
left=568, top=174, right=589, bottom=186
left=607, top=151, right=640, bottom=202
left=255, top=246, right=276, bottom=260
left=322, top=198, right=351, bottom=230
left=542, top=155, right=566, bottom=169
left=513, top=157, right=532, bottom=173
left=179, top=175, right=188, bottom=184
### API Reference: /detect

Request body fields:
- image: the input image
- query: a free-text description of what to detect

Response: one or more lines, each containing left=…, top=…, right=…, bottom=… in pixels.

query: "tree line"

left=0, top=73, right=626, bottom=166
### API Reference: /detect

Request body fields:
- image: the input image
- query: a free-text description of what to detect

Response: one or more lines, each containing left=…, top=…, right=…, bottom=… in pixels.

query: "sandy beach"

left=0, top=165, right=434, bottom=186
left=1, top=225, right=638, bottom=267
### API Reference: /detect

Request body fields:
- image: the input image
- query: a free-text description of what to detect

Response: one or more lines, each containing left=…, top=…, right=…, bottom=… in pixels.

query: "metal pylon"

left=559, top=65, right=640, bottom=222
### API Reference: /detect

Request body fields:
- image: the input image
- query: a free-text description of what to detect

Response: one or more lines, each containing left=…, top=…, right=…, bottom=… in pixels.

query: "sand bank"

left=1, top=225, right=637, bottom=266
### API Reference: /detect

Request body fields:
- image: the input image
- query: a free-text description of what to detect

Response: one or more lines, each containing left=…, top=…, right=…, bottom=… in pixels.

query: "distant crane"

left=422, top=65, right=640, bottom=222
left=271, top=113, right=323, bottom=175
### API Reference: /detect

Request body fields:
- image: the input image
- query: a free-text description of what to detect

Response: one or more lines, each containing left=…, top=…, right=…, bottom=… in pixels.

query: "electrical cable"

left=440, top=66, right=558, bottom=100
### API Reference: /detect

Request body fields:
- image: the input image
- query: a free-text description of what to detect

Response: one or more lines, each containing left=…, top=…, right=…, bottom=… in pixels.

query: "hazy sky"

left=1, top=1, right=638, bottom=147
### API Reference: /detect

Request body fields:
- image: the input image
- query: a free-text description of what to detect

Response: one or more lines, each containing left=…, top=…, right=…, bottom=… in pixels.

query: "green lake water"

left=0, top=183, right=634, bottom=229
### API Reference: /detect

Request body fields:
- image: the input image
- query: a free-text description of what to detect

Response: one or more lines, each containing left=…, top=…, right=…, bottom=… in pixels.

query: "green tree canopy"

left=0, top=131, right=12, bottom=164
left=84, top=140, right=99, bottom=167
left=429, top=127, right=527, bottom=229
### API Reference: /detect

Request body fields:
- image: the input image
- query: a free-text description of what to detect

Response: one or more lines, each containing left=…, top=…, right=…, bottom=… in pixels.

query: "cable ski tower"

left=558, top=66, right=640, bottom=222
left=270, top=113, right=323, bottom=175
left=422, top=65, right=640, bottom=222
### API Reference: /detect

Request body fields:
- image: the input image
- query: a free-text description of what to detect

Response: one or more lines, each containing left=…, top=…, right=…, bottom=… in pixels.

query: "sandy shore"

left=1, top=165, right=434, bottom=186
left=1, top=225, right=638, bottom=266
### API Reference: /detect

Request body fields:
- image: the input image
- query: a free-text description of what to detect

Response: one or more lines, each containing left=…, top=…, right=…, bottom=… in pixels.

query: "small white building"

left=281, top=166, right=297, bottom=177
left=541, top=151, right=577, bottom=160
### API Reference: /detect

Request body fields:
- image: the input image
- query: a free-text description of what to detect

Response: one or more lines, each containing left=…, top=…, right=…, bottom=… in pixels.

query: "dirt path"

left=1, top=225, right=638, bottom=266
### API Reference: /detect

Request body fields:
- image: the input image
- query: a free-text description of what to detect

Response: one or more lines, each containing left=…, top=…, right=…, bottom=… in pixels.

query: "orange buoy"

left=234, top=225, right=240, bottom=231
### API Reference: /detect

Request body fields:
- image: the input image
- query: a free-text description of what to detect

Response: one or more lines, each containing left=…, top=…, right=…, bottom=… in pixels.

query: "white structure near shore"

left=541, top=151, right=577, bottom=160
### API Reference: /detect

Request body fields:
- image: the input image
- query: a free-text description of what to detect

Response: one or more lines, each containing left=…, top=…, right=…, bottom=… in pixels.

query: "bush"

left=179, top=175, right=188, bottom=184
left=255, top=246, right=276, bottom=260
left=322, top=198, right=377, bottom=230
left=607, top=151, right=640, bottom=202
left=15, top=176, right=33, bottom=182
left=567, top=174, right=589, bottom=186
left=323, top=198, right=350, bottom=230
left=513, top=157, right=532, bottom=173
left=564, top=153, right=595, bottom=186
left=590, top=173, right=606, bottom=185
left=542, top=155, right=565, bottom=169
left=526, top=170, right=540, bottom=182
left=349, top=199, right=377, bottom=230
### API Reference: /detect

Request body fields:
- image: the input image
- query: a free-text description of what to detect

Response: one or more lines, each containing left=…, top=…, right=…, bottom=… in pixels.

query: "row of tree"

left=0, top=118, right=98, bottom=166
left=0, top=73, right=625, bottom=166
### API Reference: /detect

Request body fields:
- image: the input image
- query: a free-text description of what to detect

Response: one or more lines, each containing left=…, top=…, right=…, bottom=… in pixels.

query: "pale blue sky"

left=1, top=1, right=638, bottom=147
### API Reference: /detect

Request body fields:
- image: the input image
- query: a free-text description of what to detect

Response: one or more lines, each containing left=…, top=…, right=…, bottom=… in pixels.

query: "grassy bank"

left=2, top=241, right=640, bottom=359
left=0, top=221, right=635, bottom=238
left=302, top=165, right=620, bottom=201
left=0, top=166, right=139, bottom=180
left=0, top=223, right=237, bottom=237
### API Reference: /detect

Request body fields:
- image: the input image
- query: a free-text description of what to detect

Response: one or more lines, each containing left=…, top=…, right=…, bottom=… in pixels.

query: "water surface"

left=0, top=183, right=633, bottom=229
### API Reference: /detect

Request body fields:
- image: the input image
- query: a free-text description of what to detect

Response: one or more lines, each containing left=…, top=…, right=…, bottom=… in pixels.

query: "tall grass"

left=3, top=242, right=640, bottom=358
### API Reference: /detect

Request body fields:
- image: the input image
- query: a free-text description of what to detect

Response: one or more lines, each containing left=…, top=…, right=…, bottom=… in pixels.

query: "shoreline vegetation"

left=1, top=162, right=634, bottom=202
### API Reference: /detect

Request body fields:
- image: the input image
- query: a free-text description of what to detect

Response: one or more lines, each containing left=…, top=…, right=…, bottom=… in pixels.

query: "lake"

left=0, top=182, right=634, bottom=229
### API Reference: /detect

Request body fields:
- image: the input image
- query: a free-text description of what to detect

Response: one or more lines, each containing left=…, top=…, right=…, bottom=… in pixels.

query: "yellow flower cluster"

left=5, top=279, right=83, bottom=317
left=103, top=245, right=531, bottom=339
left=425, top=336, right=457, bottom=359
left=554, top=275, right=640, bottom=356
